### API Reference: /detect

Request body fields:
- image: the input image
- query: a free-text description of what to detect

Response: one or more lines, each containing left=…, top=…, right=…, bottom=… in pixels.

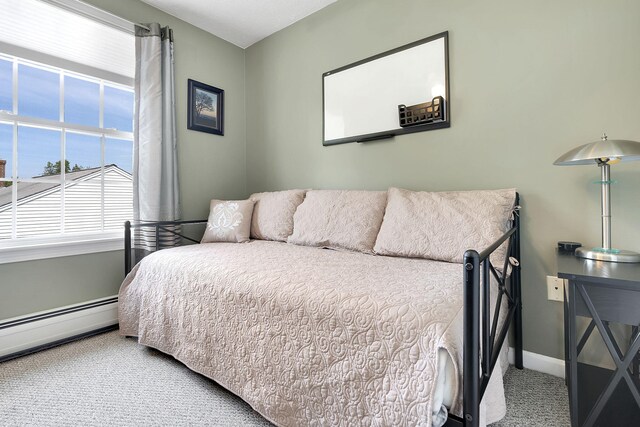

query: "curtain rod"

left=134, top=23, right=152, bottom=32
left=39, top=0, right=150, bottom=34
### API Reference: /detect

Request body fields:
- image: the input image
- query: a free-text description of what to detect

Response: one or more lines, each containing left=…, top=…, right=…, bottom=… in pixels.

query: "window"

left=0, top=54, right=134, bottom=258
left=0, top=0, right=135, bottom=262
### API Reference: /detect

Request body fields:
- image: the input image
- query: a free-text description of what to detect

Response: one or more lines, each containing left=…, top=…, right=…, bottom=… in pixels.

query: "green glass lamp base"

left=575, top=247, right=640, bottom=263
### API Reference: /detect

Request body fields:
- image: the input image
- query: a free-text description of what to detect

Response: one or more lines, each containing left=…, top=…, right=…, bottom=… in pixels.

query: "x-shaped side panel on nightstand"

left=577, top=284, right=640, bottom=427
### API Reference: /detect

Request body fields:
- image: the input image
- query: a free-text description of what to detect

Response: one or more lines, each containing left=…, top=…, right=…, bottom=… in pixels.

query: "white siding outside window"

left=0, top=166, right=132, bottom=239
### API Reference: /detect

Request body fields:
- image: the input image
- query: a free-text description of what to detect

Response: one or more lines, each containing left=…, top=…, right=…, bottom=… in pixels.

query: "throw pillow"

left=201, top=199, right=255, bottom=243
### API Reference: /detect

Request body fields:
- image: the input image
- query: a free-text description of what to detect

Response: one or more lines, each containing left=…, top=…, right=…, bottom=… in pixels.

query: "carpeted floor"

left=492, top=364, right=570, bottom=427
left=0, top=331, right=570, bottom=426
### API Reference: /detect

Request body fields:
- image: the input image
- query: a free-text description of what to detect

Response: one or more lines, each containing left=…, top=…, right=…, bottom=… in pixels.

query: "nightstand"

left=558, top=252, right=640, bottom=427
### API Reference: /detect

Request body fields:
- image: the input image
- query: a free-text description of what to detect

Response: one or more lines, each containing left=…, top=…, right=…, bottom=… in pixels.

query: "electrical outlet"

left=547, top=276, right=565, bottom=302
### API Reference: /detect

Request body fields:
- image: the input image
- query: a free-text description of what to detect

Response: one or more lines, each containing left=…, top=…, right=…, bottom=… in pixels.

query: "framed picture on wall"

left=187, top=79, right=224, bottom=135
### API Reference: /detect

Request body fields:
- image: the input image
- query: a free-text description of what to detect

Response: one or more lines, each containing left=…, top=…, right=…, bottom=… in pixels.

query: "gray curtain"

left=133, top=23, right=180, bottom=254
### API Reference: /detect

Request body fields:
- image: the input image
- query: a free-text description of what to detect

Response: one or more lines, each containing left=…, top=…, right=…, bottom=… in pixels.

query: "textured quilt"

left=119, top=241, right=506, bottom=426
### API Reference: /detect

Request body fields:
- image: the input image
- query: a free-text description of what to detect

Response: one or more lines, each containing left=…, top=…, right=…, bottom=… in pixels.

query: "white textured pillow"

left=374, top=187, right=516, bottom=264
left=288, top=190, right=387, bottom=253
left=201, top=199, right=255, bottom=243
left=249, top=189, right=307, bottom=241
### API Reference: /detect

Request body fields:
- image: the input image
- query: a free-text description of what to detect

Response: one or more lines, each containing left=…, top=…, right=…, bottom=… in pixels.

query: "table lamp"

left=554, top=133, right=640, bottom=263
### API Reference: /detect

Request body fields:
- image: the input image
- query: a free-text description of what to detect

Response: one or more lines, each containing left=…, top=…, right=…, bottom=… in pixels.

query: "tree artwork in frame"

left=187, top=79, right=224, bottom=135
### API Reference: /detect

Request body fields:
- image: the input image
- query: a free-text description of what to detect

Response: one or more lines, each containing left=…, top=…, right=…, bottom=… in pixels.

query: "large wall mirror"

left=323, top=31, right=449, bottom=146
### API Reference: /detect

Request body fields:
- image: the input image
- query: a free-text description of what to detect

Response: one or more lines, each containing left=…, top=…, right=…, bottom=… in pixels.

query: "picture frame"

left=187, top=79, right=224, bottom=135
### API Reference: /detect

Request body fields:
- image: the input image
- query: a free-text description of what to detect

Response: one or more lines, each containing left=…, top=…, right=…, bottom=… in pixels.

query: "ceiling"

left=140, top=0, right=337, bottom=49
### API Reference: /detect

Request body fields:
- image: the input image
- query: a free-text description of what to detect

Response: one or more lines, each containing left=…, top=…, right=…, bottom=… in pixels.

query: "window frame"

left=0, top=53, right=134, bottom=264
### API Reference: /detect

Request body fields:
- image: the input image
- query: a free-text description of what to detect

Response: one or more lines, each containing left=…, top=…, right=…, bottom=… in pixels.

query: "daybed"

left=119, top=188, right=523, bottom=427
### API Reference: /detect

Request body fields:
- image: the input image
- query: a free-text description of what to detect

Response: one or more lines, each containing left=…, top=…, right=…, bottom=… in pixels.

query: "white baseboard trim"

left=509, top=347, right=565, bottom=378
left=0, top=297, right=118, bottom=359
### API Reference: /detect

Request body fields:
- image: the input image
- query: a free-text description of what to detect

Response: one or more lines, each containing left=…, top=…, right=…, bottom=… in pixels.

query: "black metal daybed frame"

left=123, top=195, right=523, bottom=427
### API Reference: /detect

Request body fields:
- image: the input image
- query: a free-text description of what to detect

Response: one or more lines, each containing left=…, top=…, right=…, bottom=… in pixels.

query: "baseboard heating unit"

left=0, top=296, right=118, bottom=362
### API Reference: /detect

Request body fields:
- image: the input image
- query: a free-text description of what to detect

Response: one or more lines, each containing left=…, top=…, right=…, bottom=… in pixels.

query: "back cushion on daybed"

left=249, top=189, right=307, bottom=241
left=374, top=187, right=516, bottom=264
left=288, top=190, right=387, bottom=253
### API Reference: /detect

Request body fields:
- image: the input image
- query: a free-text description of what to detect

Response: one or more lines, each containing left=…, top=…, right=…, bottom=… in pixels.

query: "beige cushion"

left=374, top=187, right=516, bottom=264
left=288, top=190, right=387, bottom=253
left=201, top=199, right=255, bottom=243
left=249, top=190, right=307, bottom=242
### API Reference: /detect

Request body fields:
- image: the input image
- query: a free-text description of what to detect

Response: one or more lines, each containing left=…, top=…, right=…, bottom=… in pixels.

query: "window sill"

left=0, top=233, right=123, bottom=265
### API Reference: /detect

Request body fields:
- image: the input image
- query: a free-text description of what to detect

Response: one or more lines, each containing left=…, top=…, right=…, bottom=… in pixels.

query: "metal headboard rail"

left=124, top=219, right=208, bottom=275
left=458, top=194, right=523, bottom=427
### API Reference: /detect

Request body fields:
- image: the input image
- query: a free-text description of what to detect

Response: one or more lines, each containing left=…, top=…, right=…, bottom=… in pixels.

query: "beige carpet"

left=0, top=331, right=570, bottom=426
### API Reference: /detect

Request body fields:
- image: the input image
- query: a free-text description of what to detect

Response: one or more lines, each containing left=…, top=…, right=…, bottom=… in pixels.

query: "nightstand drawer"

left=574, top=282, right=640, bottom=325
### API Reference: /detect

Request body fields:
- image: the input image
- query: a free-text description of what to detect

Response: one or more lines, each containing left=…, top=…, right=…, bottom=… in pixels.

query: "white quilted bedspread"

left=118, top=241, right=505, bottom=426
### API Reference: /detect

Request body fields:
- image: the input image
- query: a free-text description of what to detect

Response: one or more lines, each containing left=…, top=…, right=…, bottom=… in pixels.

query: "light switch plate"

left=547, top=276, right=565, bottom=302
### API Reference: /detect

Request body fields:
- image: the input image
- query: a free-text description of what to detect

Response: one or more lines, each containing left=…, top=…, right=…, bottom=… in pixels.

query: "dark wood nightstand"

left=558, top=252, right=640, bottom=427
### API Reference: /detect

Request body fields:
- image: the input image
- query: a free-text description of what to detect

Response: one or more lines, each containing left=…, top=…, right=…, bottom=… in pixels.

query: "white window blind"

left=0, top=0, right=134, bottom=85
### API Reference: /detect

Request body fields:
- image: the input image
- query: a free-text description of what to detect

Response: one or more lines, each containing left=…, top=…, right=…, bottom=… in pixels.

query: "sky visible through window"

left=0, top=58, right=133, bottom=179
left=0, top=59, right=11, bottom=111
left=65, top=76, right=99, bottom=127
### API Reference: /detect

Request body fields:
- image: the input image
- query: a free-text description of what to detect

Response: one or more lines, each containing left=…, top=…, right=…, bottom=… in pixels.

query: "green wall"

left=0, top=252, right=123, bottom=318
left=245, top=0, right=640, bottom=359
left=0, top=0, right=246, bottom=320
